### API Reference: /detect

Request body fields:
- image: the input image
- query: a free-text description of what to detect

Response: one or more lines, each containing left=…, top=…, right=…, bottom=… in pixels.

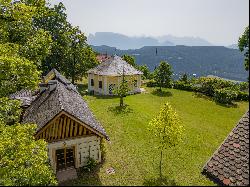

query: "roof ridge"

left=56, top=81, right=64, bottom=111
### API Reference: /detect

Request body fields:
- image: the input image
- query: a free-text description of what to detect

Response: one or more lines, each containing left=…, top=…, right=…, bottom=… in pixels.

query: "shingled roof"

left=22, top=70, right=109, bottom=140
left=202, top=111, right=249, bottom=186
left=87, top=55, right=143, bottom=76
left=9, top=89, right=38, bottom=107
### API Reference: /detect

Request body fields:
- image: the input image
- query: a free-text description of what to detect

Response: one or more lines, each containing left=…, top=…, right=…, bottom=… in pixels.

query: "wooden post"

left=66, top=117, right=70, bottom=138
left=70, top=121, right=74, bottom=137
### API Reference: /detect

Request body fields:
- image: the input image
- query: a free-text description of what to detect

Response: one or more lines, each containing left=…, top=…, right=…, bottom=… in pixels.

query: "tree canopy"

left=0, top=123, right=57, bottom=186
left=154, top=61, right=173, bottom=90
left=238, top=26, right=249, bottom=71
left=148, top=102, right=184, bottom=178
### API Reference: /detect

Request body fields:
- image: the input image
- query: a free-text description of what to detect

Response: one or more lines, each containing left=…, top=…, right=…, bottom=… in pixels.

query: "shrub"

left=81, top=157, right=97, bottom=172
left=196, top=77, right=235, bottom=96
left=173, top=81, right=193, bottom=91
left=236, top=91, right=249, bottom=101
left=214, top=88, right=237, bottom=104
left=146, top=80, right=158, bottom=87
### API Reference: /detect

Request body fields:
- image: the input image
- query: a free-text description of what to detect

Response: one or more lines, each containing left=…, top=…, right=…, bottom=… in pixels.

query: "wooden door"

left=56, top=147, right=75, bottom=171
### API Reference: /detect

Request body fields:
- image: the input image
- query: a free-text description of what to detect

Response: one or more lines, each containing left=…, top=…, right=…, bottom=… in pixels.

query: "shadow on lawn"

left=151, top=89, right=173, bottom=97
left=108, top=104, right=133, bottom=115
left=143, top=176, right=178, bottom=186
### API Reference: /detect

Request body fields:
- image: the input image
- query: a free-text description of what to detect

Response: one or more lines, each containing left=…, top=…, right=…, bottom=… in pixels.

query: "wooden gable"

left=35, top=112, right=98, bottom=142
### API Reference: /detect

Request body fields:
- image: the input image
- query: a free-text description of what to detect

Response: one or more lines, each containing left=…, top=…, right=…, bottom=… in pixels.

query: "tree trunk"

left=159, top=145, right=164, bottom=179
left=120, top=96, right=123, bottom=107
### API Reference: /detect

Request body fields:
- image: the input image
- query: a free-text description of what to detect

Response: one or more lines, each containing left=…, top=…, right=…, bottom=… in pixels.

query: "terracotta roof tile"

left=202, top=111, right=249, bottom=186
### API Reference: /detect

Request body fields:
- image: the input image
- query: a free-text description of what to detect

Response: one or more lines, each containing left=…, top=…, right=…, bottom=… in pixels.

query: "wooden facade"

left=36, top=113, right=95, bottom=142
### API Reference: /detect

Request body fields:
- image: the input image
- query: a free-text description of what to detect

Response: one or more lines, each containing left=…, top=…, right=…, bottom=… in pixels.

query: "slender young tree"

left=114, top=67, right=130, bottom=107
left=238, top=26, right=249, bottom=71
left=148, top=102, right=184, bottom=179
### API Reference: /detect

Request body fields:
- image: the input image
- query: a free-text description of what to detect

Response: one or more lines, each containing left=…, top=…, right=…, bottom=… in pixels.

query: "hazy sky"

left=50, top=0, right=249, bottom=45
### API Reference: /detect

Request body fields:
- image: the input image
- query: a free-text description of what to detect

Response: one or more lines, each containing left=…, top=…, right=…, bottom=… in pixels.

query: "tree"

left=0, top=123, right=57, bottom=186
left=33, top=2, right=98, bottom=81
left=0, top=0, right=53, bottom=66
left=114, top=68, right=130, bottom=107
left=62, top=26, right=98, bottom=84
left=238, top=26, right=249, bottom=71
left=179, top=73, right=188, bottom=83
left=0, top=1, right=57, bottom=184
left=148, top=102, right=184, bottom=178
left=138, top=64, right=151, bottom=80
left=154, top=61, right=173, bottom=91
left=122, top=54, right=137, bottom=68
left=0, top=54, right=41, bottom=97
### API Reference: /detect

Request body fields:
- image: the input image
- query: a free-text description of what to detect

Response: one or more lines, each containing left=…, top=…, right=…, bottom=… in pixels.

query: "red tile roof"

left=202, top=111, right=249, bottom=186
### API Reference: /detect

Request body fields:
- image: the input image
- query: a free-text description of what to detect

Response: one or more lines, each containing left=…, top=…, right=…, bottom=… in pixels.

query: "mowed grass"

left=67, top=87, right=248, bottom=186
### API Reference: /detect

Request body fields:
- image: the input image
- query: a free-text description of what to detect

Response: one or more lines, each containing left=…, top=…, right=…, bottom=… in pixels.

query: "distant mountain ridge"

left=87, top=32, right=213, bottom=50
left=91, top=45, right=248, bottom=81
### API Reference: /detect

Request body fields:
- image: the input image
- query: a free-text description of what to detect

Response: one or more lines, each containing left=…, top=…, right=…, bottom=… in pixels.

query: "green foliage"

left=238, top=26, right=249, bottom=71
left=81, top=157, right=97, bottom=172
left=0, top=123, right=57, bottom=186
left=154, top=61, right=173, bottom=90
left=122, top=54, right=137, bottom=68
left=148, top=102, right=184, bottom=178
left=138, top=64, right=152, bottom=80
left=0, top=0, right=53, bottom=64
left=214, top=88, right=238, bottom=104
left=148, top=102, right=184, bottom=148
left=0, top=97, right=21, bottom=126
left=235, top=91, right=249, bottom=101
left=195, top=77, right=235, bottom=96
left=179, top=73, right=188, bottom=83
left=33, top=2, right=98, bottom=82
left=173, top=81, right=193, bottom=91
left=146, top=80, right=158, bottom=87
left=0, top=55, right=40, bottom=97
left=114, top=70, right=130, bottom=107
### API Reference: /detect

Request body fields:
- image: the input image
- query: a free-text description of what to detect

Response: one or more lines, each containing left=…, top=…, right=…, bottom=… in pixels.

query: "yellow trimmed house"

left=87, top=55, right=143, bottom=95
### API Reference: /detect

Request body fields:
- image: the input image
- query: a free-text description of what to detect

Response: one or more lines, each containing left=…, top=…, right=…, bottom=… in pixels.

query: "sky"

left=50, top=0, right=249, bottom=46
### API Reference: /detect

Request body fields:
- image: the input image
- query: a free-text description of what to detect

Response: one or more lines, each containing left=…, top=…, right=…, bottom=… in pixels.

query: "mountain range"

left=91, top=45, right=247, bottom=81
left=87, top=32, right=213, bottom=50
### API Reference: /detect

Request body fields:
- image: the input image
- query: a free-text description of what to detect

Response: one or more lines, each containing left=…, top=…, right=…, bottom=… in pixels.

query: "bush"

left=195, top=77, right=235, bottom=96
left=146, top=80, right=158, bottom=87
left=214, top=88, right=237, bottom=104
left=173, top=81, right=193, bottom=91
left=236, top=91, right=249, bottom=101
left=81, top=157, right=98, bottom=172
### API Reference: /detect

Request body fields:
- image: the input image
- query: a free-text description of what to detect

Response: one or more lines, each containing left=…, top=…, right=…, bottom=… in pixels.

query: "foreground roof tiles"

left=87, top=55, right=143, bottom=76
left=202, top=111, right=249, bottom=186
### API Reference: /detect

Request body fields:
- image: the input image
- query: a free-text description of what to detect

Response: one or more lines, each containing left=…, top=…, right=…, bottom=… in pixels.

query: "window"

left=109, top=84, right=116, bottom=94
left=134, top=80, right=138, bottom=87
left=91, top=79, right=94, bottom=86
left=99, top=81, right=102, bottom=89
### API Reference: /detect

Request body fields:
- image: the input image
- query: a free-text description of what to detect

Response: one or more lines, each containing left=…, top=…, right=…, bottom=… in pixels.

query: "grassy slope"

left=70, top=87, right=248, bottom=186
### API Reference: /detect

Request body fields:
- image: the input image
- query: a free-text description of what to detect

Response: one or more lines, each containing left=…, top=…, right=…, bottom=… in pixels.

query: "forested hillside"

left=92, top=45, right=247, bottom=81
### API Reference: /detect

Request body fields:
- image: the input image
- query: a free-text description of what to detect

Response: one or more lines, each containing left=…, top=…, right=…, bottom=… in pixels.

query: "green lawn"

left=66, top=87, right=248, bottom=186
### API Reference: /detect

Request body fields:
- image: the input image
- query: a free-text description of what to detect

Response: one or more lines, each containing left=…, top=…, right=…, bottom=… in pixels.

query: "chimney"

left=48, top=80, right=57, bottom=91
left=38, top=83, right=48, bottom=93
